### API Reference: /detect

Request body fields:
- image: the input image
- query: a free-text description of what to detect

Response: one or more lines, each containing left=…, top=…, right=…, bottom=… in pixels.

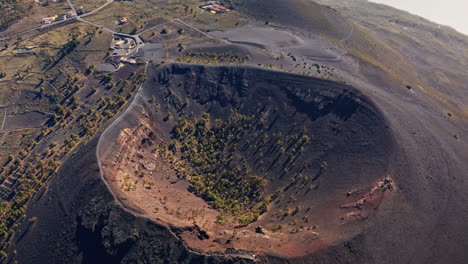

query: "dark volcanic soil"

left=97, top=64, right=397, bottom=257
left=5, top=61, right=468, bottom=263
left=6, top=60, right=468, bottom=263
left=3, top=0, right=468, bottom=262
left=6, top=135, right=253, bottom=264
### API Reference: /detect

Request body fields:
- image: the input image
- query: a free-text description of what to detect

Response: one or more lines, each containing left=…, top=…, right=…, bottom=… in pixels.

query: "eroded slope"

left=98, top=64, right=397, bottom=257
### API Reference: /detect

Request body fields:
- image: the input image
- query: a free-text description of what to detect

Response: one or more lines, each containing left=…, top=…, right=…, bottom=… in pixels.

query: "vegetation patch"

left=176, top=51, right=249, bottom=65
left=0, top=23, right=146, bottom=259
left=170, top=111, right=270, bottom=224
left=0, top=0, right=33, bottom=31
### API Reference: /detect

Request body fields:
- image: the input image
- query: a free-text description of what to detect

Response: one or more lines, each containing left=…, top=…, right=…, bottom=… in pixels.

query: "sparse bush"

left=271, top=224, right=283, bottom=232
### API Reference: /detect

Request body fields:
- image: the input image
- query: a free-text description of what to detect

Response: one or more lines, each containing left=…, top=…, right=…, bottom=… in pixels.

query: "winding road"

left=0, top=0, right=114, bottom=41
left=66, top=0, right=77, bottom=16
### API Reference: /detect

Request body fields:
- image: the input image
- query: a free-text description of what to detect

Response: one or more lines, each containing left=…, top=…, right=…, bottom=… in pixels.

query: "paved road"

left=0, top=108, right=7, bottom=131
left=66, top=0, right=78, bottom=16
left=0, top=19, right=74, bottom=41
left=0, top=27, right=38, bottom=41
left=0, top=0, right=114, bottom=41
left=80, top=0, right=114, bottom=18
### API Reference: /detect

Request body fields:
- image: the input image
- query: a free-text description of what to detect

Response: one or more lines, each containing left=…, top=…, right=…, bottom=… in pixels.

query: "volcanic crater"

left=98, top=64, right=396, bottom=257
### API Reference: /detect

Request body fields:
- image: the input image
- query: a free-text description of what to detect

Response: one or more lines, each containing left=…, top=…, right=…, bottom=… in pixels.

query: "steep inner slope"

left=98, top=64, right=396, bottom=257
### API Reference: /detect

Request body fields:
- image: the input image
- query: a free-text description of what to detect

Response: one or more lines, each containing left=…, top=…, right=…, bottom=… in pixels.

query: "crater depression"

left=98, top=64, right=396, bottom=257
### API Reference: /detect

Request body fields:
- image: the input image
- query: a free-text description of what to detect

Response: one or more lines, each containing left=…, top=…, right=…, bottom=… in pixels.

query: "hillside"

left=0, top=0, right=33, bottom=31
left=0, top=0, right=467, bottom=263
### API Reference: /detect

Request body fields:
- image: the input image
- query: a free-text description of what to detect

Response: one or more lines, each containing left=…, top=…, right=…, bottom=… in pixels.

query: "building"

left=120, top=57, right=137, bottom=64
left=42, top=15, right=58, bottom=24
left=118, top=17, right=129, bottom=25
left=110, top=36, right=137, bottom=57
left=35, top=0, right=63, bottom=6
left=112, top=37, right=136, bottom=49
left=200, top=1, right=230, bottom=14
left=66, top=10, right=75, bottom=18
left=36, top=0, right=47, bottom=6
left=78, top=6, right=85, bottom=15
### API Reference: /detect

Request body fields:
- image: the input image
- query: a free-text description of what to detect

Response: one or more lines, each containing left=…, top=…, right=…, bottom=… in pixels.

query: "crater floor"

left=98, top=64, right=397, bottom=257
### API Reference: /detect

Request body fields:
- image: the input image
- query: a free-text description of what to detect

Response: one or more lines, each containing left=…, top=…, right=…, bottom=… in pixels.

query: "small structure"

left=13, top=46, right=37, bottom=55
left=35, top=0, right=63, bottom=5
left=118, top=17, right=129, bottom=25
left=78, top=6, right=85, bottom=15
left=42, top=15, right=58, bottom=24
left=66, top=10, right=75, bottom=19
left=200, top=1, right=230, bottom=14
left=112, top=37, right=136, bottom=49
left=110, top=36, right=138, bottom=57
left=120, top=57, right=137, bottom=64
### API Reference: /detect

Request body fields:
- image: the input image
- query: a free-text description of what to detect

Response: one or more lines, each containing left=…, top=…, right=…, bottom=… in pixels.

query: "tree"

left=321, top=161, right=328, bottom=169
left=85, top=64, right=94, bottom=75
left=6, top=154, right=14, bottom=165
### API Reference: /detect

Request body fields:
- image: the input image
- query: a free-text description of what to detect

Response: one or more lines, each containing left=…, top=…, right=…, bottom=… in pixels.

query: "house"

left=78, top=6, right=85, bottom=15
left=66, top=10, right=75, bottom=18
left=42, top=15, right=58, bottom=24
left=36, top=0, right=48, bottom=6
left=118, top=17, right=128, bottom=25
left=200, top=1, right=230, bottom=14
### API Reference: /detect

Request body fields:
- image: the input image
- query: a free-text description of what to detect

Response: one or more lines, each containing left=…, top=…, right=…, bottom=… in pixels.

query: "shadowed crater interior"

left=98, top=64, right=396, bottom=257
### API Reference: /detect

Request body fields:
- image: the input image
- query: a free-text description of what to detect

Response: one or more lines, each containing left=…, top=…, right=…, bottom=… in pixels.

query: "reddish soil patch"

left=100, top=106, right=397, bottom=258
